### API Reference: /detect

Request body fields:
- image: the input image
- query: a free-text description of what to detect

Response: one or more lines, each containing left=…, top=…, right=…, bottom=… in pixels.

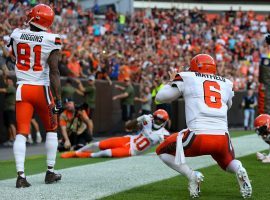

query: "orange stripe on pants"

left=16, top=85, right=57, bottom=135
left=99, top=136, right=131, bottom=157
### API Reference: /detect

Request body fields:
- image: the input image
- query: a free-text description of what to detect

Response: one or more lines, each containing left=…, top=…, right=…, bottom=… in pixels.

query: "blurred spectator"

left=61, top=78, right=83, bottom=101
left=59, top=54, right=72, bottom=76
left=75, top=76, right=96, bottom=134
left=59, top=98, right=93, bottom=151
left=1, top=2, right=266, bottom=89
left=0, top=77, right=16, bottom=146
left=113, top=78, right=135, bottom=122
left=0, top=37, right=10, bottom=68
left=152, top=78, right=172, bottom=128
left=67, top=54, right=83, bottom=78
left=241, top=89, right=257, bottom=130
left=1, top=1, right=270, bottom=136
left=106, top=7, right=116, bottom=22
left=134, top=86, right=152, bottom=115
left=27, top=118, right=42, bottom=144
left=95, top=61, right=112, bottom=85
left=109, top=58, right=120, bottom=81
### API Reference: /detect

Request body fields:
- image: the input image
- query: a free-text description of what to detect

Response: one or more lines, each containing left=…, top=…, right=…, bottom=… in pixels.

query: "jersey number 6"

left=203, top=80, right=222, bottom=109
left=17, top=43, right=43, bottom=71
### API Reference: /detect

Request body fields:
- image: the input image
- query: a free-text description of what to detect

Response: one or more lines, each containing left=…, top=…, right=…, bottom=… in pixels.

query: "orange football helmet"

left=254, top=114, right=270, bottom=136
left=189, top=54, right=217, bottom=74
left=27, top=4, right=54, bottom=31
left=153, top=109, right=169, bottom=130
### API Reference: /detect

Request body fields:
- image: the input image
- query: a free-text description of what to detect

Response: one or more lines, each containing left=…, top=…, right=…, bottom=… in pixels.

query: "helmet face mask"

left=254, top=114, right=270, bottom=142
left=153, top=116, right=167, bottom=130
left=255, top=125, right=268, bottom=137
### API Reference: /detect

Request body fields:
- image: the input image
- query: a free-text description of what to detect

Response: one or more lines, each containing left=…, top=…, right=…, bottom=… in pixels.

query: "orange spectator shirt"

left=118, top=65, right=131, bottom=82
left=68, top=60, right=81, bottom=77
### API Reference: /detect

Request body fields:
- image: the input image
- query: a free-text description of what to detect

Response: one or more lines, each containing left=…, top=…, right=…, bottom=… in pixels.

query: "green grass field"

left=0, top=130, right=254, bottom=180
left=102, top=152, right=269, bottom=200
left=0, top=130, right=266, bottom=199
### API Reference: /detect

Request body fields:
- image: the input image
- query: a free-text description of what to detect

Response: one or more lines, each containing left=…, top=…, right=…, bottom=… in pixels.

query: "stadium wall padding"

left=0, top=79, right=251, bottom=143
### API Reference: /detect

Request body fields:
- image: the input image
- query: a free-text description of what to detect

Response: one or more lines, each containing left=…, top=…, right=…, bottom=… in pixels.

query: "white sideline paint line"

left=0, top=134, right=268, bottom=200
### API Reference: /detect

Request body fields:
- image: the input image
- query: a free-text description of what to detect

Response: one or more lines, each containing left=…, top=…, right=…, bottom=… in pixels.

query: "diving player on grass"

left=155, top=54, right=252, bottom=199
left=61, top=109, right=170, bottom=158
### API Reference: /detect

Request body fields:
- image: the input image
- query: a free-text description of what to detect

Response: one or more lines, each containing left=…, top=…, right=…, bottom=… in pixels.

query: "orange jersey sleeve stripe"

left=55, top=37, right=61, bottom=45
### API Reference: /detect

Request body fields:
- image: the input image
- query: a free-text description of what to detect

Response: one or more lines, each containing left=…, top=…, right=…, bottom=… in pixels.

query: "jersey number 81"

left=17, top=43, right=43, bottom=71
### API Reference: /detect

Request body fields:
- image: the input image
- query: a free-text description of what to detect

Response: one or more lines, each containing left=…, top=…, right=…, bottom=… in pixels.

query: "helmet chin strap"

left=152, top=121, right=167, bottom=130
left=24, top=17, right=34, bottom=26
left=152, top=124, right=162, bottom=130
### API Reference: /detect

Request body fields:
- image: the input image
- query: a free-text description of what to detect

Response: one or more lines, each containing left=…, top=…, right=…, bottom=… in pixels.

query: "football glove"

left=53, top=99, right=63, bottom=114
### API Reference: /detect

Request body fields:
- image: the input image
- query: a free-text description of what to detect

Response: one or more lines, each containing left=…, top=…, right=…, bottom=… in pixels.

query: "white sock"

left=13, top=134, right=27, bottom=172
left=47, top=168, right=54, bottom=173
left=159, top=154, right=193, bottom=179
left=36, top=131, right=41, bottom=137
left=45, top=132, right=58, bottom=168
left=226, top=159, right=242, bottom=173
left=28, top=134, right=32, bottom=140
left=91, top=149, right=112, bottom=158
left=77, top=142, right=100, bottom=152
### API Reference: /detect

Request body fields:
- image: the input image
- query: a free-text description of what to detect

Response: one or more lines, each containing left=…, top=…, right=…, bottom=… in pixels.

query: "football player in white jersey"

left=155, top=54, right=252, bottom=198
left=61, top=109, right=170, bottom=158
left=9, top=4, right=63, bottom=188
left=254, top=114, right=270, bottom=163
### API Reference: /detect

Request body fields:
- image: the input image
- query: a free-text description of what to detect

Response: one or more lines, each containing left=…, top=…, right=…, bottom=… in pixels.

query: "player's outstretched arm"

left=156, top=85, right=181, bottom=103
left=125, top=119, right=140, bottom=131
left=48, top=50, right=61, bottom=101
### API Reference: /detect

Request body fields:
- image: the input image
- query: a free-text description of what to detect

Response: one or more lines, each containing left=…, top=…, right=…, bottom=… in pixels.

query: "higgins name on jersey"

left=10, top=28, right=62, bottom=86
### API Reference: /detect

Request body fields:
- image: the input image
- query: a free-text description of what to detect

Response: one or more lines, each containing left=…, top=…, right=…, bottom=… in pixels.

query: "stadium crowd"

left=0, top=0, right=269, bottom=145
left=1, top=0, right=270, bottom=91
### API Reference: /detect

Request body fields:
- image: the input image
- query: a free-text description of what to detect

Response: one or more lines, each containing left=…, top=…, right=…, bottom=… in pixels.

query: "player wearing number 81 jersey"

left=10, top=4, right=62, bottom=188
left=61, top=109, right=170, bottom=158
left=155, top=54, right=252, bottom=199
left=11, top=28, right=61, bottom=85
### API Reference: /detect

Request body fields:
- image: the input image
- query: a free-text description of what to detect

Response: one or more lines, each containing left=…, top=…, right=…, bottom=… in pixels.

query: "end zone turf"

left=102, top=151, right=270, bottom=200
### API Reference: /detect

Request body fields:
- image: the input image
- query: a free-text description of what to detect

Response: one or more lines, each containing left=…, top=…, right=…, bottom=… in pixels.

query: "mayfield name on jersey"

left=172, top=71, right=234, bottom=134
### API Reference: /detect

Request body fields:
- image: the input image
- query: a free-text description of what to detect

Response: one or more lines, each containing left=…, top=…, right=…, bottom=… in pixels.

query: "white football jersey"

left=172, top=72, right=234, bottom=134
left=129, top=115, right=170, bottom=155
left=10, top=28, right=62, bottom=86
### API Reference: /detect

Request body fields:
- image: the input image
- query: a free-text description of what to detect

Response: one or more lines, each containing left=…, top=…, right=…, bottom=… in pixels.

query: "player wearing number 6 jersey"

left=155, top=54, right=252, bottom=199
left=61, top=109, right=170, bottom=158
left=9, top=4, right=62, bottom=188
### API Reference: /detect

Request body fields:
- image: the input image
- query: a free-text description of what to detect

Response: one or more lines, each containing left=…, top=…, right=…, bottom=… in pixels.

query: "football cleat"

left=236, top=167, right=252, bottom=199
left=61, top=151, right=76, bottom=158
left=75, top=151, right=91, bottom=158
left=45, top=170, right=61, bottom=184
left=16, top=175, right=31, bottom=188
left=188, top=171, right=204, bottom=198
left=36, top=134, right=42, bottom=143
left=27, top=136, right=33, bottom=144
left=262, top=156, right=270, bottom=163
left=256, top=152, right=266, bottom=161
